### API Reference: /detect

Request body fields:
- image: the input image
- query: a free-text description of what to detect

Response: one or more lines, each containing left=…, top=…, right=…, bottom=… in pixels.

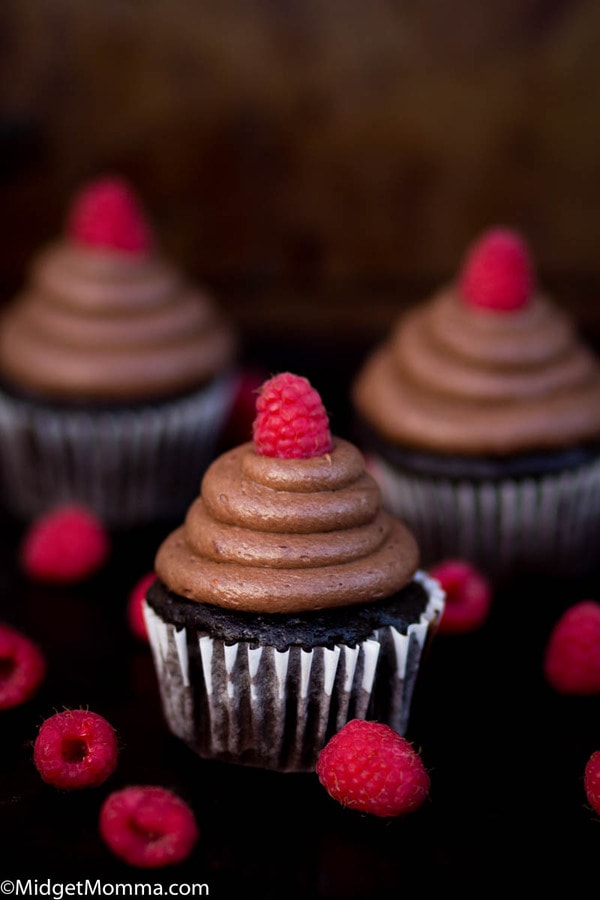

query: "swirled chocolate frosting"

left=154, top=437, right=420, bottom=614
left=353, top=285, right=600, bottom=456
left=0, top=241, right=237, bottom=402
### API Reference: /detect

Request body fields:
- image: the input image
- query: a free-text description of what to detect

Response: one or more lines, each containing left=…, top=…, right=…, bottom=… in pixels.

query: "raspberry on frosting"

left=66, top=175, right=153, bottom=255
left=252, top=371, right=333, bottom=459
left=458, top=227, right=534, bottom=312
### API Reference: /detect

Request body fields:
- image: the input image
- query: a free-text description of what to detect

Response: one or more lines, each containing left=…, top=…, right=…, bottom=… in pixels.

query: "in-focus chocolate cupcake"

left=0, top=175, right=239, bottom=528
left=351, top=227, right=600, bottom=580
left=144, top=372, right=444, bottom=773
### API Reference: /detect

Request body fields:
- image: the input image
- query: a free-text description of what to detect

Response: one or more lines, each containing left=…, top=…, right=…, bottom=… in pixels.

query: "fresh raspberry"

left=252, top=371, right=333, bottom=459
left=0, top=622, right=46, bottom=710
left=67, top=175, right=153, bottom=254
left=428, top=558, right=492, bottom=634
left=99, top=785, right=199, bottom=868
left=543, top=600, right=600, bottom=695
left=458, top=227, right=534, bottom=311
left=584, top=751, right=600, bottom=816
left=20, top=504, right=111, bottom=584
left=316, top=719, right=430, bottom=818
left=127, top=571, right=157, bottom=642
left=33, top=709, right=119, bottom=790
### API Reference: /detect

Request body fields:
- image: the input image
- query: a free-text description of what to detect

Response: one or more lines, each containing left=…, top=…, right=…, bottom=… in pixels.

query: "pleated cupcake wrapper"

left=368, top=452, right=600, bottom=579
left=0, top=371, right=237, bottom=528
left=143, top=570, right=444, bottom=773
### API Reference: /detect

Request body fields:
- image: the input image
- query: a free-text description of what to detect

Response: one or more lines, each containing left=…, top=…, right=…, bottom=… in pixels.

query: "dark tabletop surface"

left=1, top=337, right=600, bottom=896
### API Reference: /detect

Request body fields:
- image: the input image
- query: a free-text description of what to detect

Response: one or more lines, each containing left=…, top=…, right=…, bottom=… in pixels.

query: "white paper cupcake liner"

left=143, top=570, right=445, bottom=773
left=367, top=452, right=600, bottom=579
left=0, top=371, right=237, bottom=528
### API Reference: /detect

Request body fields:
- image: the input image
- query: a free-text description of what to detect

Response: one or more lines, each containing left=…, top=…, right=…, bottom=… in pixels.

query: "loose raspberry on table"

left=428, top=558, right=492, bottom=634
left=252, top=371, right=333, bottom=459
left=458, top=227, right=534, bottom=311
left=584, top=751, right=600, bottom=816
left=33, top=709, right=119, bottom=790
left=127, top=571, right=157, bottom=642
left=316, top=719, right=430, bottom=818
left=20, top=504, right=111, bottom=584
left=543, top=600, right=600, bottom=695
left=0, top=622, right=46, bottom=710
left=99, top=785, right=199, bottom=868
left=67, top=175, right=153, bottom=254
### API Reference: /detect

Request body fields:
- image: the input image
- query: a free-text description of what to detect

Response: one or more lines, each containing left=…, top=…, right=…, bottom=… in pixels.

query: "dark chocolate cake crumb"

left=146, top=577, right=429, bottom=651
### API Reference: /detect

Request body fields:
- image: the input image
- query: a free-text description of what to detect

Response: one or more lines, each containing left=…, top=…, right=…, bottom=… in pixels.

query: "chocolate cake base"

left=143, top=572, right=444, bottom=772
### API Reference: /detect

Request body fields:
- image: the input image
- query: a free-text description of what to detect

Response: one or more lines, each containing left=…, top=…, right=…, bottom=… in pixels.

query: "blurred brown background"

left=1, top=0, right=600, bottom=349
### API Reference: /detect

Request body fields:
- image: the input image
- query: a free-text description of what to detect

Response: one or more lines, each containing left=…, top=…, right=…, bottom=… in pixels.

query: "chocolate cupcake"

left=351, top=227, right=600, bottom=580
left=0, top=175, right=239, bottom=528
left=144, top=372, right=444, bottom=773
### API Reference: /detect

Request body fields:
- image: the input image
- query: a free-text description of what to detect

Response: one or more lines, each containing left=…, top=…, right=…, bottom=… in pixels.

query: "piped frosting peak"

left=155, top=373, right=419, bottom=613
left=352, top=228, right=600, bottom=455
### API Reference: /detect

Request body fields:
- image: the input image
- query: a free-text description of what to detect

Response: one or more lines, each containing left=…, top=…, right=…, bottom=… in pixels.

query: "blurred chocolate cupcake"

left=144, top=372, right=444, bottom=772
left=351, top=227, right=600, bottom=580
left=0, top=175, right=239, bottom=528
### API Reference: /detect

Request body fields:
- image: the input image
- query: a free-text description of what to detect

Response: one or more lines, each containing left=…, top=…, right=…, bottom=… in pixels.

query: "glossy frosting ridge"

left=353, top=286, right=600, bottom=455
left=155, top=438, right=420, bottom=613
left=0, top=242, right=237, bottom=400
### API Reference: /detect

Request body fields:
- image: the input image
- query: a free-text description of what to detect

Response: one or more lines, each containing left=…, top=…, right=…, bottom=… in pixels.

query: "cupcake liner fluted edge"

left=143, top=570, right=445, bottom=773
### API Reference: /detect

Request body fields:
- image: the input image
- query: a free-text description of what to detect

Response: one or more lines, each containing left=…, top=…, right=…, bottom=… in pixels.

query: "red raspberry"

left=99, top=785, right=199, bottom=868
left=428, top=558, right=492, bottom=634
left=33, top=709, right=119, bottom=790
left=316, top=719, right=430, bottom=818
left=0, top=622, right=46, bottom=710
left=543, top=600, right=600, bottom=695
left=458, top=227, right=534, bottom=311
left=20, top=504, right=111, bottom=584
left=67, top=175, right=153, bottom=255
left=252, top=371, right=333, bottom=459
left=584, top=751, right=600, bottom=816
left=127, top=571, right=157, bottom=642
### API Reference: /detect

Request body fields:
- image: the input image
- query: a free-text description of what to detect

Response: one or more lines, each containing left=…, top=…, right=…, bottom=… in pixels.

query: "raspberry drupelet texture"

left=0, top=622, right=46, bottom=710
left=33, top=709, right=119, bottom=790
left=252, top=371, right=333, bottom=459
left=316, top=719, right=430, bottom=818
left=20, top=504, right=111, bottom=585
left=584, top=751, right=600, bottom=816
left=99, top=785, right=199, bottom=868
left=543, top=600, right=600, bottom=695
left=67, top=175, right=153, bottom=255
left=428, top=559, right=492, bottom=634
left=458, top=227, right=534, bottom=312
